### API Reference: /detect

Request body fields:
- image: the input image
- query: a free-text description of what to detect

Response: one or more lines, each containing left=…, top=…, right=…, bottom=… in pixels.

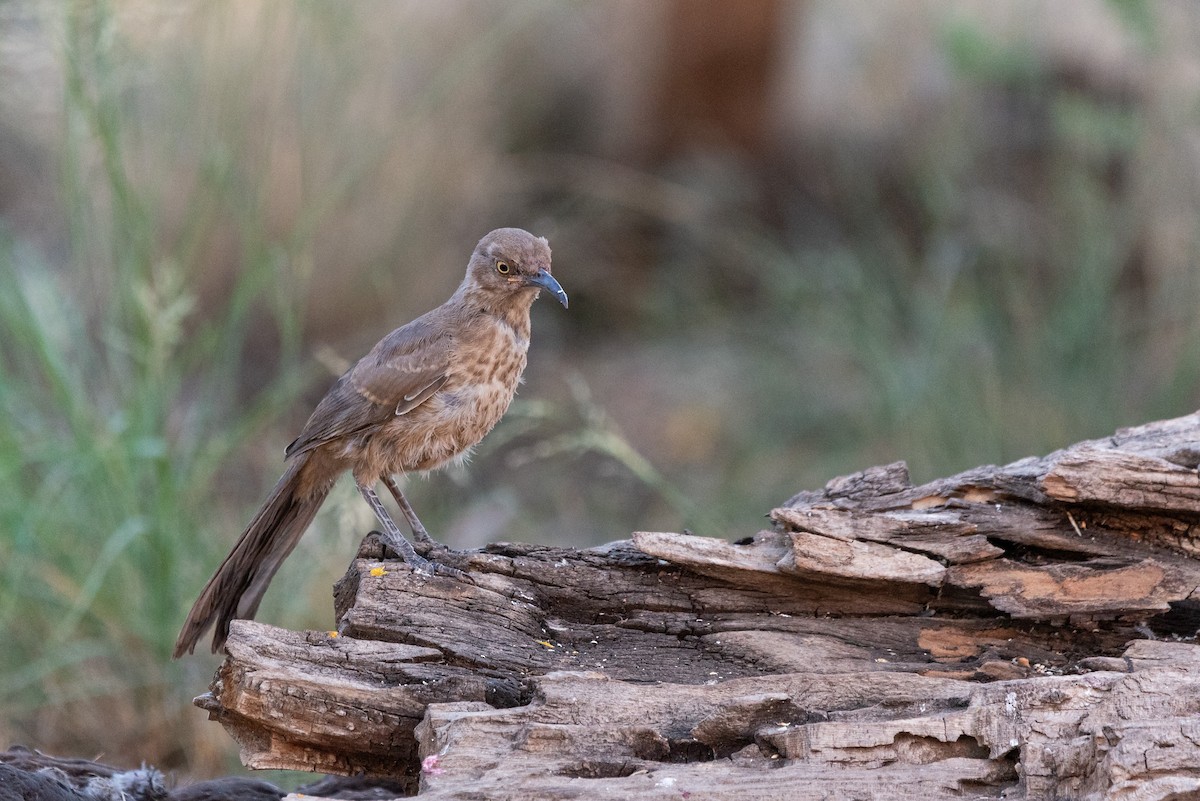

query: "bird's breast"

left=369, top=315, right=531, bottom=475
left=440, top=317, right=530, bottom=426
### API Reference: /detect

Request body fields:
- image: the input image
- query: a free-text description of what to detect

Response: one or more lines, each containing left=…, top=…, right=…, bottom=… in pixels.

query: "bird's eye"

left=496, top=261, right=511, bottom=275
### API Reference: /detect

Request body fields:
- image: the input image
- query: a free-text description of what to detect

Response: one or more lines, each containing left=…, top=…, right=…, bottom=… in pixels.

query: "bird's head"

left=462, top=228, right=568, bottom=310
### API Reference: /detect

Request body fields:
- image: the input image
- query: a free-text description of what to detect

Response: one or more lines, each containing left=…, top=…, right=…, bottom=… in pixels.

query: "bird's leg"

left=383, top=475, right=435, bottom=546
left=357, top=483, right=470, bottom=582
left=356, top=482, right=437, bottom=572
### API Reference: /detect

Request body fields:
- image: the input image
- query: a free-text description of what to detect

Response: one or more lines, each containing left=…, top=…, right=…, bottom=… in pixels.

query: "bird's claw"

left=405, top=551, right=473, bottom=583
left=433, top=561, right=474, bottom=583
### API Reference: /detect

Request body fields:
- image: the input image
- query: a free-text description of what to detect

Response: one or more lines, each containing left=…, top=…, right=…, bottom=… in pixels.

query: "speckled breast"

left=376, top=314, right=531, bottom=474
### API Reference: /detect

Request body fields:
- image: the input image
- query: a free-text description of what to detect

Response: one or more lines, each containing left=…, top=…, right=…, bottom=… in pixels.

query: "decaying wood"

left=197, top=412, right=1200, bottom=799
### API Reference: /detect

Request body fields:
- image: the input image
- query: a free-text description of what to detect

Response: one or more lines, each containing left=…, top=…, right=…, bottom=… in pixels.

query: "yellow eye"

left=496, top=261, right=511, bottom=275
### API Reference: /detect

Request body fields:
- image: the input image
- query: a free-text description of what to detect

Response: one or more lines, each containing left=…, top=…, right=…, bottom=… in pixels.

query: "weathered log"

left=196, top=411, right=1200, bottom=799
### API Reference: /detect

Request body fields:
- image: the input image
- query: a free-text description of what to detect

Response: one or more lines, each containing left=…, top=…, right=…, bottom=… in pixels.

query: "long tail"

left=174, top=452, right=334, bottom=657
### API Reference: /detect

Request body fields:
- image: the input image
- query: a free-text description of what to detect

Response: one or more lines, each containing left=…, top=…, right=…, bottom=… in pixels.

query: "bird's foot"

left=410, top=542, right=474, bottom=582
left=369, top=530, right=473, bottom=583
left=405, top=550, right=474, bottom=583
left=429, top=558, right=474, bottom=582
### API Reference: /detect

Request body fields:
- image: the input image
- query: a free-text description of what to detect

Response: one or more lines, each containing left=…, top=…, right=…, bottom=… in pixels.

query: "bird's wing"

left=285, top=315, right=454, bottom=457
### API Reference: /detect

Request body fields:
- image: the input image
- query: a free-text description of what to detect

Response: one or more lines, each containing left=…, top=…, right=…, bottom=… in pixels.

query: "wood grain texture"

left=196, top=411, right=1200, bottom=799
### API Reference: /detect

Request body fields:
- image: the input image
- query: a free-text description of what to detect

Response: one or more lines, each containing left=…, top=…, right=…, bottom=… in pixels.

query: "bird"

left=173, top=228, right=567, bottom=657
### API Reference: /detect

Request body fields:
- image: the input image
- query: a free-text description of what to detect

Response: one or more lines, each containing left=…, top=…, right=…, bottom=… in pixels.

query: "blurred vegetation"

left=1, top=0, right=1199, bottom=783
left=0, top=0, right=318, bottom=774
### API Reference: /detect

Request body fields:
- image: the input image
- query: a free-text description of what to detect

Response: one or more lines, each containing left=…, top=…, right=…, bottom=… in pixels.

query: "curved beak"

left=527, top=269, right=568, bottom=309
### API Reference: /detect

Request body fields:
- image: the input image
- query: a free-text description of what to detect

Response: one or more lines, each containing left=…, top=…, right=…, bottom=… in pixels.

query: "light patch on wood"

left=962, top=486, right=998, bottom=503
left=911, top=495, right=947, bottom=510
left=954, top=560, right=1169, bottom=614
left=785, top=531, right=946, bottom=585
left=1040, top=473, right=1079, bottom=501
left=917, top=626, right=1021, bottom=661
left=633, top=530, right=787, bottom=575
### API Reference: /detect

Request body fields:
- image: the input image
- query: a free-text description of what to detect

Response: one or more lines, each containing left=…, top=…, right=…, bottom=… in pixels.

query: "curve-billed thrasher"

left=174, top=228, right=567, bottom=657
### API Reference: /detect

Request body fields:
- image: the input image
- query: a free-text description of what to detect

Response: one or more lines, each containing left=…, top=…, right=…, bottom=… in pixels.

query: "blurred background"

left=2, top=0, right=1199, bottom=783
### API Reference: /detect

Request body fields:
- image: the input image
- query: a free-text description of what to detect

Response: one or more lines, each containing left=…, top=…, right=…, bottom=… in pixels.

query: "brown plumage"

left=174, top=228, right=567, bottom=657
